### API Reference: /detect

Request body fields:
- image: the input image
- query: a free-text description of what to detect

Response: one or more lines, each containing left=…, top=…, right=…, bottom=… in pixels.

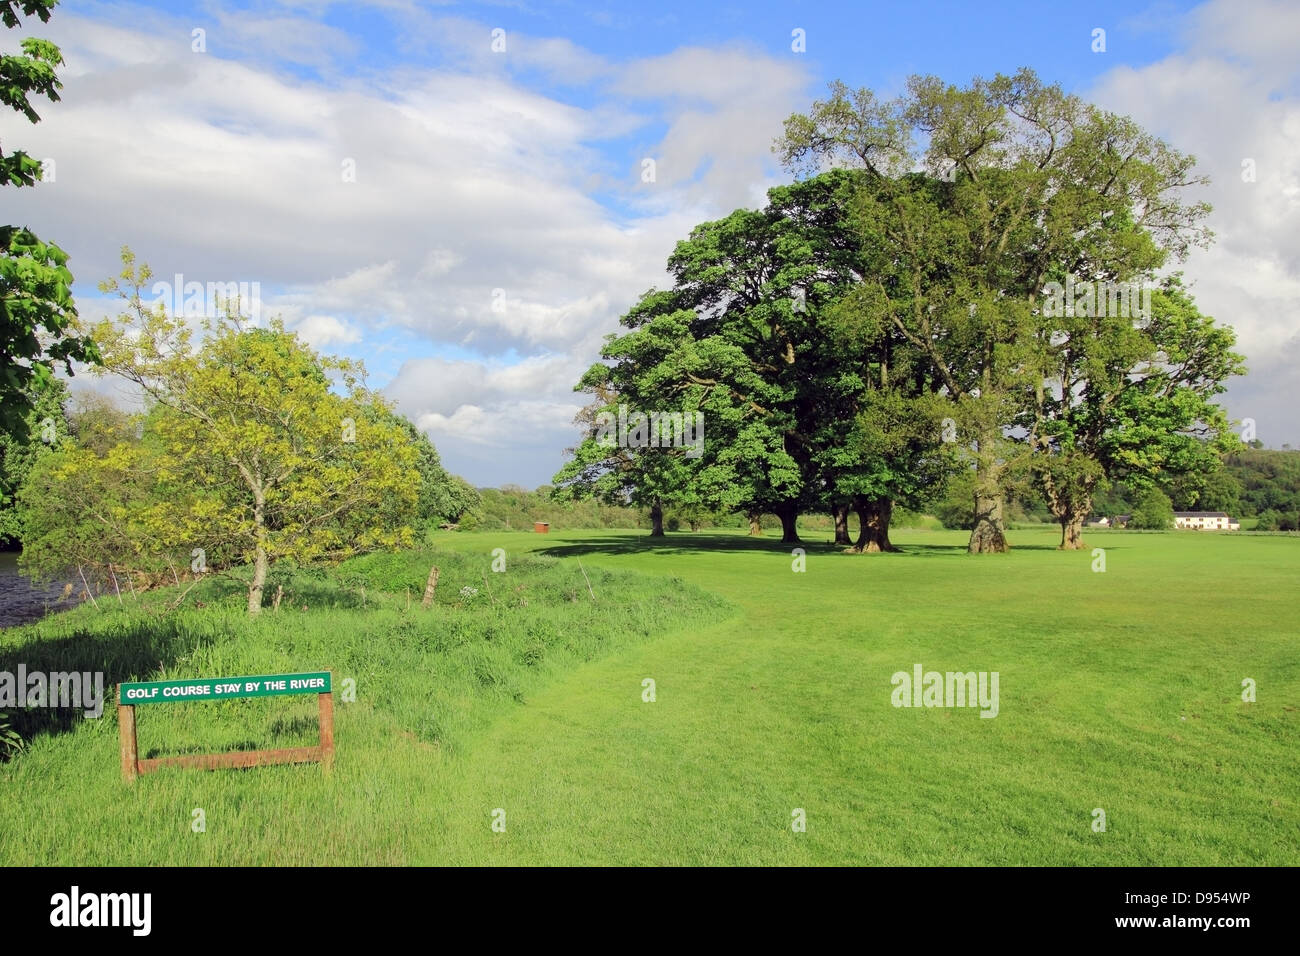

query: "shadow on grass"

left=269, top=714, right=321, bottom=738
left=0, top=614, right=215, bottom=755
left=141, top=738, right=265, bottom=759
left=535, top=531, right=1063, bottom=560
left=1, top=610, right=333, bottom=761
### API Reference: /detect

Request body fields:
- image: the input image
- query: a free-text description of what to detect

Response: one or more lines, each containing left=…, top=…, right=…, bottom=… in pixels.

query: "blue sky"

left=14, top=0, right=1300, bottom=485
left=181, top=0, right=1193, bottom=91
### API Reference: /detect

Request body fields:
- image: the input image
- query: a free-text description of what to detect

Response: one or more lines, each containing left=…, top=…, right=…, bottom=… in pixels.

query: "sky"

left=8, top=0, right=1299, bottom=487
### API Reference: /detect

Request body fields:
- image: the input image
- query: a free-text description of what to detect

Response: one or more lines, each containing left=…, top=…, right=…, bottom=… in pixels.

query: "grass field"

left=1, top=526, right=1296, bottom=865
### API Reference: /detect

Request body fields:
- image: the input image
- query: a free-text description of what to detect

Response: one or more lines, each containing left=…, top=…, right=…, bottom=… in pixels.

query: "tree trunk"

left=852, top=497, right=898, bottom=553
left=248, top=492, right=268, bottom=614
left=775, top=502, right=800, bottom=543
left=1054, top=492, right=1092, bottom=550
left=248, top=545, right=268, bottom=614
left=968, top=489, right=1009, bottom=554
left=966, top=432, right=1010, bottom=553
left=747, top=510, right=763, bottom=536
left=421, top=565, right=440, bottom=608
left=832, top=503, right=851, bottom=546
left=1059, top=510, right=1087, bottom=550
left=1041, top=471, right=1093, bottom=551
left=649, top=499, right=665, bottom=536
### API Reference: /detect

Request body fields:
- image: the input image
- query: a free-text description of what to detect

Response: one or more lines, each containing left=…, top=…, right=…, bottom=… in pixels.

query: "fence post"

left=119, top=698, right=138, bottom=782
left=421, top=565, right=439, bottom=608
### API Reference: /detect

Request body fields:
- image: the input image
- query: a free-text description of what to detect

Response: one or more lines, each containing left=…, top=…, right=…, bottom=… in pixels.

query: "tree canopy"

left=554, top=69, right=1242, bottom=553
left=22, top=250, right=428, bottom=614
left=0, top=0, right=98, bottom=440
left=774, top=68, right=1227, bottom=552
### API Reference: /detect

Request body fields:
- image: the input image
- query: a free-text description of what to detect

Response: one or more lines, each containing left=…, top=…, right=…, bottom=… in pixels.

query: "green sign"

left=119, top=672, right=331, bottom=705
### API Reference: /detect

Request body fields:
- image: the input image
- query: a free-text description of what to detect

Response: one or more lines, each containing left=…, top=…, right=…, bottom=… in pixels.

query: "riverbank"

left=0, top=551, right=79, bottom=629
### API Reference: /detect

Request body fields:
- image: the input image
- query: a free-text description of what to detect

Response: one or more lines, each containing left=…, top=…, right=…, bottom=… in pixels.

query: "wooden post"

left=318, top=692, right=334, bottom=773
left=116, top=671, right=335, bottom=780
left=119, top=699, right=138, bottom=782
left=421, top=565, right=439, bottom=608
left=78, top=565, right=100, bottom=610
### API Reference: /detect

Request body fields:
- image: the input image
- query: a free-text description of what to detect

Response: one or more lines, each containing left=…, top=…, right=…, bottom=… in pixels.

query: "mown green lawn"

left=1, top=526, right=1296, bottom=865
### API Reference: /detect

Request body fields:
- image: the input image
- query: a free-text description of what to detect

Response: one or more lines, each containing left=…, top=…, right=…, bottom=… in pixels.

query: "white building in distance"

left=1089, top=512, right=1241, bottom=530
left=1173, top=511, right=1240, bottom=530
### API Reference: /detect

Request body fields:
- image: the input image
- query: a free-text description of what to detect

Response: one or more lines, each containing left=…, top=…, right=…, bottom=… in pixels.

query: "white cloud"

left=292, top=314, right=362, bottom=348
left=205, top=12, right=358, bottom=70
left=44, top=1, right=1296, bottom=483
left=1088, top=0, right=1300, bottom=448
left=384, top=353, right=586, bottom=422
left=615, top=45, right=811, bottom=210
left=1179, top=0, right=1300, bottom=82
left=9, top=4, right=814, bottom=487
left=386, top=354, right=589, bottom=485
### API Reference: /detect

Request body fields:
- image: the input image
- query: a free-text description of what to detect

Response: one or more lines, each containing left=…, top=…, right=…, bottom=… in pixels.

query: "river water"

left=0, top=551, right=79, bottom=629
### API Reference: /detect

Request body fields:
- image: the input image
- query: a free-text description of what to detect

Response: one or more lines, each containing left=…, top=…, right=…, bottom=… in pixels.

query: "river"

left=0, top=551, right=79, bottom=629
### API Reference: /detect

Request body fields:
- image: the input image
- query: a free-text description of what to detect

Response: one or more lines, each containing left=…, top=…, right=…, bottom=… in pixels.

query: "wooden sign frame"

left=117, top=672, right=334, bottom=782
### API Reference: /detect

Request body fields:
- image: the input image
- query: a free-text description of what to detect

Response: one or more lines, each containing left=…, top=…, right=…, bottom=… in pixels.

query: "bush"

left=1129, top=488, right=1175, bottom=530
left=933, top=494, right=974, bottom=530
left=930, top=468, right=977, bottom=530
left=890, top=506, right=924, bottom=528
left=1255, top=509, right=1281, bottom=531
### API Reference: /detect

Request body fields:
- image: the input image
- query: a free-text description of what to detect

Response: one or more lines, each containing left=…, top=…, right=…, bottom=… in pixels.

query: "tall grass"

left=0, top=545, right=730, bottom=761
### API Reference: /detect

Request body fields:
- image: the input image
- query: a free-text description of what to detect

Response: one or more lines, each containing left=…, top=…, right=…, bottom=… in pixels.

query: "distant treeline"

left=469, top=448, right=1300, bottom=536
left=1220, top=448, right=1300, bottom=528
left=1082, top=447, right=1300, bottom=528
left=463, top=485, right=745, bottom=532
left=461, top=486, right=947, bottom=535
left=461, top=485, right=642, bottom=532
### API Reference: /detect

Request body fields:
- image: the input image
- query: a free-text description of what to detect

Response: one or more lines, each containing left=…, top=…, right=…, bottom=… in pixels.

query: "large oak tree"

left=776, top=69, right=1215, bottom=552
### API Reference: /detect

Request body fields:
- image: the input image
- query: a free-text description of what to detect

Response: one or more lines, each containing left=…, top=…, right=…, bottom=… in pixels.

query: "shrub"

left=1254, top=509, right=1281, bottom=531
left=934, top=496, right=975, bottom=530
left=1129, top=488, right=1175, bottom=530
